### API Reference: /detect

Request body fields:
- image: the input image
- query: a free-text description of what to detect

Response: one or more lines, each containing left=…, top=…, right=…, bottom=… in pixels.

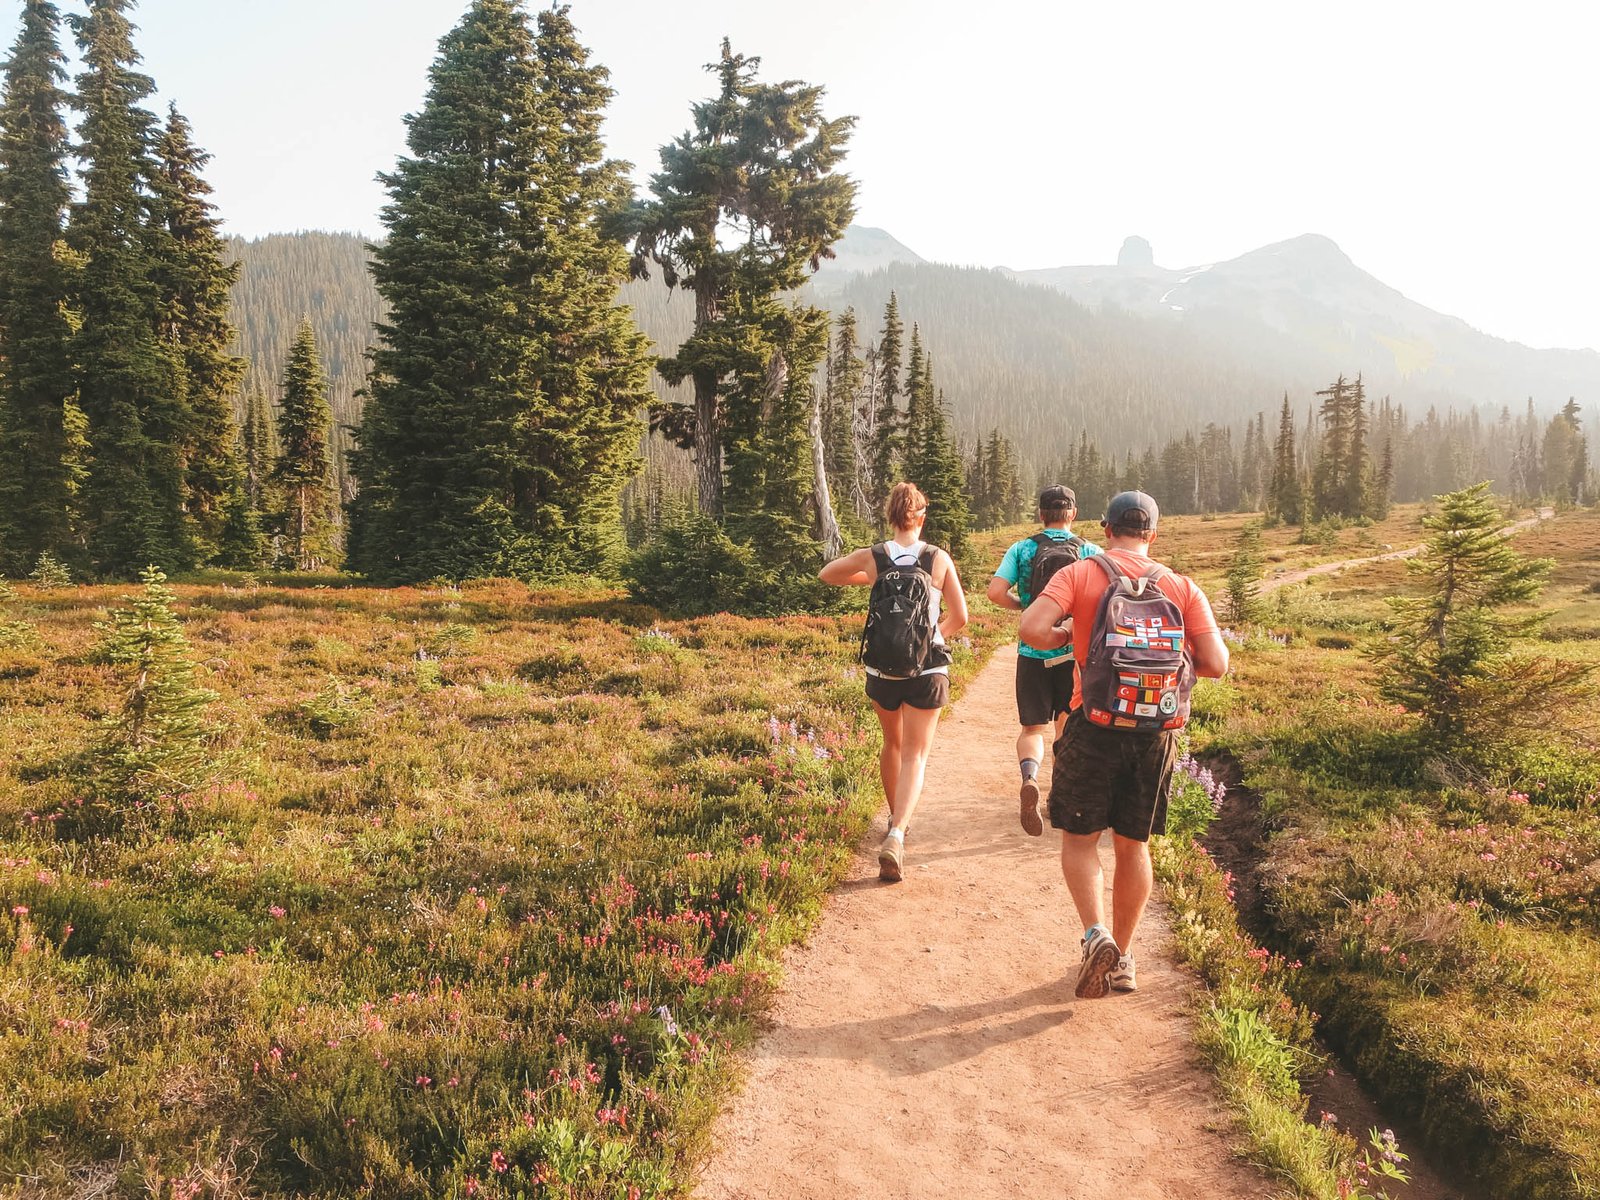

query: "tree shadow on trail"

left=766, top=980, right=1074, bottom=1075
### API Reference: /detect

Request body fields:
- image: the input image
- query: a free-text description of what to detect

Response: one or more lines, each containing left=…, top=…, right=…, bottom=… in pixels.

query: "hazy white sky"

left=3, top=0, right=1595, bottom=350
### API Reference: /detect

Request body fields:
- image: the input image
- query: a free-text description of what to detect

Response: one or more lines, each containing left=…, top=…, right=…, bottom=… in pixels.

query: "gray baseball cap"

left=1104, top=490, right=1159, bottom=531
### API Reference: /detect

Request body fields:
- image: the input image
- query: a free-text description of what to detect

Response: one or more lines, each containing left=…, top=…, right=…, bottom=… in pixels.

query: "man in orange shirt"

left=1018, top=491, right=1230, bottom=999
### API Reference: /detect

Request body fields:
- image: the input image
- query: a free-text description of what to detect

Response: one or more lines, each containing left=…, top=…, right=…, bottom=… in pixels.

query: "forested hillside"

left=226, top=232, right=384, bottom=501
left=228, top=230, right=1595, bottom=514
left=228, top=234, right=1295, bottom=481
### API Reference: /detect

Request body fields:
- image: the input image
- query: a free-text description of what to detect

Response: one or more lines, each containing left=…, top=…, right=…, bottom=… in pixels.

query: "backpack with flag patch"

left=860, top=544, right=947, bottom=677
left=1079, top=554, right=1194, bottom=732
left=1022, top=531, right=1085, bottom=607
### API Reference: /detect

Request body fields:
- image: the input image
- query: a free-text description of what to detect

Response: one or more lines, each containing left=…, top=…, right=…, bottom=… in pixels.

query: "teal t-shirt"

left=994, top=529, right=1101, bottom=660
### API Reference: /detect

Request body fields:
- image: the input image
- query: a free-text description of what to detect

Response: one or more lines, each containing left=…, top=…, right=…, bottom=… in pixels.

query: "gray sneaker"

left=1109, top=954, right=1137, bottom=992
left=1019, top=776, right=1043, bottom=837
left=878, top=831, right=904, bottom=883
left=1075, top=927, right=1121, bottom=999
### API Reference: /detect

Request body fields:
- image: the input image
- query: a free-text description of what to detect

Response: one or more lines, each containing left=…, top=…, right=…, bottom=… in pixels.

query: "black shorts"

left=866, top=671, right=950, bottom=711
left=1048, top=708, right=1178, bottom=841
left=1015, top=653, right=1075, bottom=727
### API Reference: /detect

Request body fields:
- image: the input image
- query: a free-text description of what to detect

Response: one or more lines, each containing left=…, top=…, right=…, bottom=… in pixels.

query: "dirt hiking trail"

left=694, top=646, right=1278, bottom=1200
left=1261, top=506, right=1554, bottom=595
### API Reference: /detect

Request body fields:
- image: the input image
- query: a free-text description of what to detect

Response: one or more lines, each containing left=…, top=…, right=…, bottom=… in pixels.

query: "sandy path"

left=1261, top=507, right=1553, bottom=595
left=694, top=646, right=1277, bottom=1200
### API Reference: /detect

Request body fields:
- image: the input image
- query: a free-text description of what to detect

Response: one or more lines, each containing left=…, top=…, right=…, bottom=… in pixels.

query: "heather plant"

left=88, top=566, right=219, bottom=805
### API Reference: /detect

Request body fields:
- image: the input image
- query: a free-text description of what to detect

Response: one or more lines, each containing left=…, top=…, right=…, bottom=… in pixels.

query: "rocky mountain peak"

left=1117, top=236, right=1155, bottom=269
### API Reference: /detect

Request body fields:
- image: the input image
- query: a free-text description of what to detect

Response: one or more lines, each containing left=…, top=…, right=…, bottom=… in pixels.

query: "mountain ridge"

left=818, top=227, right=1600, bottom=408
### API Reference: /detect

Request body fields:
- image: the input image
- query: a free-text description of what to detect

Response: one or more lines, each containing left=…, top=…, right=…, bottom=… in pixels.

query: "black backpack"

left=1079, top=554, right=1194, bottom=733
left=1022, top=531, right=1084, bottom=607
left=860, top=544, right=948, bottom=677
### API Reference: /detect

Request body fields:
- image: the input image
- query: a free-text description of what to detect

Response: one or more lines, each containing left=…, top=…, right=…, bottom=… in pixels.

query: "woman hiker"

left=819, top=482, right=968, bottom=882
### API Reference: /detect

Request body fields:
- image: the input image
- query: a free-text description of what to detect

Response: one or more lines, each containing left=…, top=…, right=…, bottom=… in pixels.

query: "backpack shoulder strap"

left=870, top=544, right=893, bottom=574
left=1030, top=531, right=1054, bottom=549
left=1089, top=552, right=1125, bottom=584
left=917, top=545, right=938, bottom=573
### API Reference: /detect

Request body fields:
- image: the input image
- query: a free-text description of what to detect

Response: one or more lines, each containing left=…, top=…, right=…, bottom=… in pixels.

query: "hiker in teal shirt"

left=986, top=484, right=1101, bottom=837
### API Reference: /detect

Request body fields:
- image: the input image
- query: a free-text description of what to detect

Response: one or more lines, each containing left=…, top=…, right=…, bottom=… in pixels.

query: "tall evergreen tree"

left=1541, top=398, right=1590, bottom=505
left=902, top=322, right=929, bottom=465
left=869, top=292, right=904, bottom=520
left=902, top=353, right=969, bottom=558
left=1342, top=374, right=1370, bottom=517
left=0, top=0, right=83, bottom=576
left=1311, top=375, right=1349, bottom=519
left=351, top=1, right=651, bottom=582
left=240, top=387, right=276, bottom=513
left=271, top=320, right=337, bottom=570
left=822, top=307, right=864, bottom=517
left=629, top=41, right=855, bottom=518
left=150, top=103, right=247, bottom=564
left=1267, top=393, right=1303, bottom=524
left=68, top=0, right=193, bottom=575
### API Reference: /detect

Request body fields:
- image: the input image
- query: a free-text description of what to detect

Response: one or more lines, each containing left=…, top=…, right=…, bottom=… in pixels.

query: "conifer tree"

left=149, top=103, right=247, bottom=564
left=1224, top=521, right=1265, bottom=625
left=1375, top=482, right=1573, bottom=749
left=902, top=354, right=969, bottom=558
left=91, top=565, right=218, bottom=803
left=1541, top=399, right=1590, bottom=505
left=869, top=293, right=904, bottom=521
left=240, top=387, right=276, bottom=513
left=902, top=323, right=929, bottom=465
left=68, top=0, right=193, bottom=575
left=822, top=308, right=863, bottom=512
left=1343, top=374, right=1370, bottom=517
left=271, top=320, right=338, bottom=570
left=1369, top=435, right=1394, bottom=520
left=629, top=41, right=855, bottom=519
left=0, top=0, right=83, bottom=577
left=1311, top=375, right=1349, bottom=519
left=1267, top=393, right=1303, bottom=525
left=351, top=1, right=651, bottom=582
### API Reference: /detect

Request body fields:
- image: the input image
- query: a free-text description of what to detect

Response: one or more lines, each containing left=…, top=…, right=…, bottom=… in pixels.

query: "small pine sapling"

left=1224, top=521, right=1265, bottom=627
left=90, top=566, right=220, bottom=806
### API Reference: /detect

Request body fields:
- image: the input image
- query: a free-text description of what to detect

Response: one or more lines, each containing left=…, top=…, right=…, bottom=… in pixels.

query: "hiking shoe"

left=1019, top=776, right=1043, bottom=837
left=1109, top=954, right=1138, bottom=992
left=1075, top=927, right=1121, bottom=999
left=878, top=831, right=905, bottom=883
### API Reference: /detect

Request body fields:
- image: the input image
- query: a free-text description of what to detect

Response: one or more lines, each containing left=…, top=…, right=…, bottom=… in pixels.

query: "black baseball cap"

left=1038, top=484, right=1076, bottom=508
left=1104, top=490, right=1159, bottom=531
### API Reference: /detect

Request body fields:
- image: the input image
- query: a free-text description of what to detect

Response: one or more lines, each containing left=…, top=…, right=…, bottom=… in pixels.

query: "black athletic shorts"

left=1048, top=708, right=1178, bottom=841
left=865, top=671, right=950, bottom=711
left=1014, top=653, right=1075, bottom=727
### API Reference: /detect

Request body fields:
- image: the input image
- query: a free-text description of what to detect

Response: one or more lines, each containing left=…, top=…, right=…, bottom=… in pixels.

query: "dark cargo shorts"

left=1015, top=653, right=1075, bottom=727
left=866, top=671, right=950, bottom=711
left=1048, top=708, right=1178, bottom=841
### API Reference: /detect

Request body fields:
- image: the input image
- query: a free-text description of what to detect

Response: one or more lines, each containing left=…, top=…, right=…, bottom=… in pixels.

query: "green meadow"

left=1176, top=507, right=1600, bottom=1199
left=0, top=573, right=1010, bottom=1198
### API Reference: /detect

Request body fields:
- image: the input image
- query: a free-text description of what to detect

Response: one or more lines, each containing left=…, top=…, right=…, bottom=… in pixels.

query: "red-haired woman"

left=819, top=482, right=968, bottom=881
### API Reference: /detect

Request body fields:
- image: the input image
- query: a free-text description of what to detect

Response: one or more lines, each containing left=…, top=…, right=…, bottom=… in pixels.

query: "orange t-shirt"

left=1037, top=547, right=1220, bottom=710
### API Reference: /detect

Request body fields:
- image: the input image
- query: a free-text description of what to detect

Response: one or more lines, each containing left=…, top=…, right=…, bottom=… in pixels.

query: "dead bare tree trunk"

left=810, top=384, right=843, bottom=560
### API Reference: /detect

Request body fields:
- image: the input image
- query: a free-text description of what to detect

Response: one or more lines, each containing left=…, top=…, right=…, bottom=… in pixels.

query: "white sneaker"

left=1109, top=954, right=1137, bottom=992
left=1075, top=927, right=1120, bottom=999
left=878, top=830, right=905, bottom=882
